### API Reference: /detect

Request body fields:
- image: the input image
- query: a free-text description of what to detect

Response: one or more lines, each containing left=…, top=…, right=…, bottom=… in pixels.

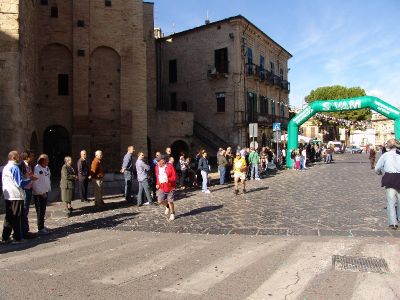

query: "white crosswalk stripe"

left=0, top=232, right=118, bottom=269
left=163, top=239, right=292, bottom=295
left=32, top=237, right=160, bottom=276
left=92, top=239, right=212, bottom=285
left=351, top=242, right=400, bottom=300
left=246, top=240, right=358, bottom=300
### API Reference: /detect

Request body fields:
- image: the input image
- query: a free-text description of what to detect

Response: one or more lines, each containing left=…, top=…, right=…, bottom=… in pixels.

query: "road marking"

left=93, top=240, right=211, bottom=285
left=32, top=237, right=159, bottom=276
left=246, top=240, right=357, bottom=300
left=351, top=242, right=400, bottom=299
left=163, top=240, right=291, bottom=295
left=0, top=232, right=117, bottom=269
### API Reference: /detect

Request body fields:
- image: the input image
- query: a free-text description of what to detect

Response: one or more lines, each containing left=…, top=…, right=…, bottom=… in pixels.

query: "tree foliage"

left=305, top=85, right=372, bottom=121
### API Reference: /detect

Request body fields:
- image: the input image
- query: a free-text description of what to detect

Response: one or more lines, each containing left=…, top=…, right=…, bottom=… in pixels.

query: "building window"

left=181, top=102, right=188, bottom=111
left=216, top=92, right=225, bottom=113
left=246, top=47, right=253, bottom=74
left=41, top=0, right=48, bottom=5
left=247, top=48, right=253, bottom=64
left=271, top=100, right=276, bottom=116
left=58, top=74, right=69, bottom=96
left=280, top=102, right=285, bottom=116
left=50, top=6, right=58, bottom=18
left=169, top=59, right=177, bottom=83
left=105, top=0, right=112, bottom=7
left=77, top=20, right=85, bottom=27
left=259, top=96, right=267, bottom=114
left=247, top=92, right=257, bottom=122
left=214, top=48, right=228, bottom=73
left=279, top=68, right=284, bottom=80
left=259, top=55, right=265, bottom=79
left=170, top=93, right=177, bottom=111
left=270, top=61, right=275, bottom=76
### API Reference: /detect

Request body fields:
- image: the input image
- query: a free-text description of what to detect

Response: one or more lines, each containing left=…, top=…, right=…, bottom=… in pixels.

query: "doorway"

left=43, top=125, right=71, bottom=176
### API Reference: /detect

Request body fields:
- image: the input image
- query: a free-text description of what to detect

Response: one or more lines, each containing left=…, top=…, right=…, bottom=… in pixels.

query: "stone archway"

left=171, top=140, right=190, bottom=161
left=43, top=125, right=71, bottom=176
left=286, top=96, right=400, bottom=168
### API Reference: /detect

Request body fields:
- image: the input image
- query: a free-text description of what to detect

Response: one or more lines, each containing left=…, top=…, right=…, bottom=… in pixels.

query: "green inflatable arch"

left=286, top=96, right=400, bottom=168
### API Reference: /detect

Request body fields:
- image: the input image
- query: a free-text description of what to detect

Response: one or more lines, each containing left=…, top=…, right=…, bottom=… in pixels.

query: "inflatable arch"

left=286, top=96, right=400, bottom=168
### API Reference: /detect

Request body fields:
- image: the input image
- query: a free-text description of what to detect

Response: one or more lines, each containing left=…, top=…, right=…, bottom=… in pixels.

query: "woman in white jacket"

left=32, top=154, right=51, bottom=235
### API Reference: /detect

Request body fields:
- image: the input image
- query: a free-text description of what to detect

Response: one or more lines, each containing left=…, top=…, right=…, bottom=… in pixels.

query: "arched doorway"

left=43, top=125, right=71, bottom=176
left=286, top=96, right=400, bottom=168
left=30, top=131, right=39, bottom=155
left=171, top=140, right=189, bottom=161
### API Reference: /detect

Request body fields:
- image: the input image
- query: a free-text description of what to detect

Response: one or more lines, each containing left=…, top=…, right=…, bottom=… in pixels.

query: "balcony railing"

left=207, top=64, right=229, bottom=79
left=245, top=63, right=289, bottom=91
left=280, top=80, right=290, bottom=93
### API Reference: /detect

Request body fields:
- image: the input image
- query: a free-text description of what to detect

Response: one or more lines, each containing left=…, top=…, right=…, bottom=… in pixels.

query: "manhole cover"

left=332, top=255, right=390, bottom=273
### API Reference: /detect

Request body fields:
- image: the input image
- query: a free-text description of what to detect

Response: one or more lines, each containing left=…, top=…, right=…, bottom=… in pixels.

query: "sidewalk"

left=0, top=171, right=226, bottom=214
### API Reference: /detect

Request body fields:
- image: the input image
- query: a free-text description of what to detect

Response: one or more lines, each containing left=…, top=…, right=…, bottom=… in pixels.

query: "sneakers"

left=243, top=189, right=247, bottom=194
left=389, top=225, right=398, bottom=230
left=169, top=213, right=175, bottom=221
left=38, top=228, right=49, bottom=235
left=204, top=190, right=211, bottom=194
left=255, top=178, right=261, bottom=181
left=234, top=189, right=239, bottom=195
left=165, top=207, right=170, bottom=215
left=143, top=202, right=150, bottom=206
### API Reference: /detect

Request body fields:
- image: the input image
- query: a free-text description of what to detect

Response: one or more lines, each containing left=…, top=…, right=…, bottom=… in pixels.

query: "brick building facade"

left=0, top=0, right=154, bottom=173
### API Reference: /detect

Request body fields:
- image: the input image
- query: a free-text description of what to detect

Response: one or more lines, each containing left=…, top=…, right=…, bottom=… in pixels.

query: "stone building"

left=371, top=112, right=394, bottom=146
left=0, top=0, right=155, bottom=173
left=157, top=15, right=291, bottom=150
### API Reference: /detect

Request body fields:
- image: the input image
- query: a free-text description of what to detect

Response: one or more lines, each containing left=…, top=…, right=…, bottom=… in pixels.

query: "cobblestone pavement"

left=7, top=153, right=399, bottom=238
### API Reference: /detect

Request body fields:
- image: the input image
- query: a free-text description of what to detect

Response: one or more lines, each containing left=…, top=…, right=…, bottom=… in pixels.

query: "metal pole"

left=276, top=131, right=279, bottom=168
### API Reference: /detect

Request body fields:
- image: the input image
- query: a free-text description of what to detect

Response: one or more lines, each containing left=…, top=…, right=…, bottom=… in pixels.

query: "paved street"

left=0, top=230, right=399, bottom=299
left=1, top=153, right=400, bottom=299
left=10, top=152, right=397, bottom=237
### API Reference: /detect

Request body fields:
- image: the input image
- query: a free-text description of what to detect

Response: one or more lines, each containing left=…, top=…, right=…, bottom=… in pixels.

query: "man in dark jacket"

left=198, top=151, right=211, bottom=194
left=77, top=150, right=89, bottom=202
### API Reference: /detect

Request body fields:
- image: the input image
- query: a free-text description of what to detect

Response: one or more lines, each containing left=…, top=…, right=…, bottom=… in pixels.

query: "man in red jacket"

left=155, top=155, right=177, bottom=221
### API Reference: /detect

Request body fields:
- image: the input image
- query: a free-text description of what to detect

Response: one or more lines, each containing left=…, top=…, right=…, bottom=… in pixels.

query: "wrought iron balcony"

left=207, top=64, right=229, bottom=79
left=280, top=80, right=290, bottom=93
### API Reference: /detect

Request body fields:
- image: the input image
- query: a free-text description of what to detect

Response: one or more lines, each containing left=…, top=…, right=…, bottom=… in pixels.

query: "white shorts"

left=234, top=172, right=246, bottom=180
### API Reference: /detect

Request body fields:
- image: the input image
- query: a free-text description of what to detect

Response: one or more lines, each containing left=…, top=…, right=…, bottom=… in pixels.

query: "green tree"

left=305, top=85, right=372, bottom=121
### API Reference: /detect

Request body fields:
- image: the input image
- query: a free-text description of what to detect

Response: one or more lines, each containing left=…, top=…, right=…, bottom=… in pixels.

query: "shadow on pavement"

left=245, top=186, right=269, bottom=194
left=69, top=200, right=133, bottom=217
left=177, top=205, right=223, bottom=219
left=0, top=212, right=139, bottom=254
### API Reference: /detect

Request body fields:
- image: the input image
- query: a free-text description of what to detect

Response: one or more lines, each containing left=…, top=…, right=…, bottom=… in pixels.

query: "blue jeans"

left=124, top=171, right=133, bottom=201
left=251, top=164, right=259, bottom=179
left=385, top=188, right=400, bottom=225
left=23, top=188, right=32, bottom=235
left=137, top=179, right=153, bottom=205
left=219, top=166, right=226, bottom=185
left=201, top=170, right=208, bottom=191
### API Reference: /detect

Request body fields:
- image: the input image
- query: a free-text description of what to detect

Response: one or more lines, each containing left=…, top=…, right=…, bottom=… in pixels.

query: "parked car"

left=328, top=141, right=343, bottom=153
left=347, top=146, right=363, bottom=154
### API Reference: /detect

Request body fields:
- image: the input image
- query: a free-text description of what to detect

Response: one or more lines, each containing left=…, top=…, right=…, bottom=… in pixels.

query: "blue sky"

left=151, top=0, right=400, bottom=108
